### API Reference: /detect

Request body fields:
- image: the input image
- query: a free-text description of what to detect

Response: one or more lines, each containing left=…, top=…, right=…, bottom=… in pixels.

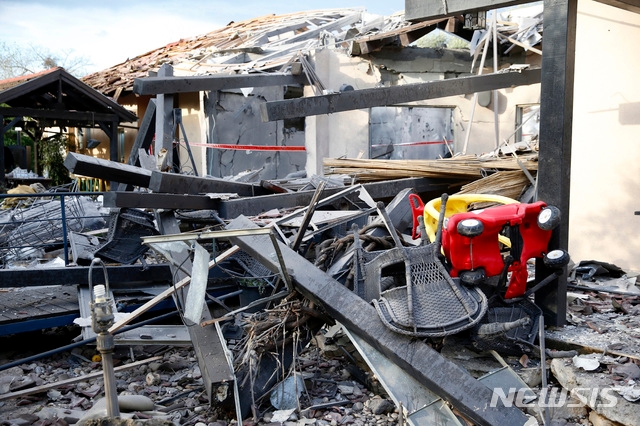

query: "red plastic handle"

left=408, top=193, right=424, bottom=240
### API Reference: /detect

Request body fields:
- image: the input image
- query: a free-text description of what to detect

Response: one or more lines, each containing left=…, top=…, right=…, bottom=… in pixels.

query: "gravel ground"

left=0, top=320, right=405, bottom=426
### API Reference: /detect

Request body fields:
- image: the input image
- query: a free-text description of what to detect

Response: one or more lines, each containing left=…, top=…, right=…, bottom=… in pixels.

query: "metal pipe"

left=89, top=258, right=120, bottom=418
left=59, top=195, right=69, bottom=265
left=538, top=315, right=550, bottom=426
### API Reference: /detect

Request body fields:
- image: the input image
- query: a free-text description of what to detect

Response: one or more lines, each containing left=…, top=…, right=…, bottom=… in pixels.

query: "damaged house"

left=1, top=0, right=640, bottom=425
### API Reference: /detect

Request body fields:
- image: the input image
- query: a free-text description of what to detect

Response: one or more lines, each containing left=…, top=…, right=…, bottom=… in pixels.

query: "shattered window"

left=369, top=106, right=453, bottom=160
left=516, top=104, right=540, bottom=143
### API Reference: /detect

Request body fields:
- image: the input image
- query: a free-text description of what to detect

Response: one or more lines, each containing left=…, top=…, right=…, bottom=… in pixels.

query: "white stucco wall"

left=569, top=0, right=640, bottom=270
left=305, top=50, right=380, bottom=176
left=306, top=45, right=542, bottom=178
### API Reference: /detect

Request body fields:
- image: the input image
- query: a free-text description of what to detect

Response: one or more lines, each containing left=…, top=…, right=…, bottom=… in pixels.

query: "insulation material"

left=184, top=242, right=209, bottom=324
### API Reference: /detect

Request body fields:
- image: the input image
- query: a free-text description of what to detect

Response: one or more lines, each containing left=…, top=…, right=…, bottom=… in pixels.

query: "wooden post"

left=535, top=0, right=578, bottom=327
left=155, top=64, right=175, bottom=172
left=0, top=114, right=5, bottom=186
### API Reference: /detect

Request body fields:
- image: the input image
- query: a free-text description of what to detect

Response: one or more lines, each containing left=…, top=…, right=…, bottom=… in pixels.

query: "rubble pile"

left=0, top=318, right=401, bottom=426
left=1, top=159, right=640, bottom=426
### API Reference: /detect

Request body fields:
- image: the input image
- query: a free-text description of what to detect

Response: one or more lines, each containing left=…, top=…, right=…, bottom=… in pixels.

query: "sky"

left=0, top=0, right=404, bottom=76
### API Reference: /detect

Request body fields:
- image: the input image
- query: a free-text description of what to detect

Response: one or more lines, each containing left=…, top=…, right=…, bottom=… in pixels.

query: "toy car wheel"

left=544, top=249, right=570, bottom=268
left=457, top=218, right=484, bottom=237
left=538, top=206, right=561, bottom=230
left=460, top=268, right=486, bottom=285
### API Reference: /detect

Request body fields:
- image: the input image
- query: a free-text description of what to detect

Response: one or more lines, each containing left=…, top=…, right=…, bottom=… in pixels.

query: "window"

left=516, top=104, right=540, bottom=144
left=370, top=106, right=453, bottom=160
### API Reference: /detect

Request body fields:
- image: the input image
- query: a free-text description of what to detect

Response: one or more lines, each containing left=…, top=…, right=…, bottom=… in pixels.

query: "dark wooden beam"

left=226, top=216, right=530, bottom=426
left=103, top=177, right=454, bottom=219
left=133, top=73, right=309, bottom=95
left=404, top=0, right=536, bottom=21
left=535, top=0, right=577, bottom=327
left=260, top=68, right=541, bottom=121
left=593, top=0, right=640, bottom=14
left=0, top=264, right=172, bottom=288
left=155, top=64, right=175, bottom=172
left=0, top=107, right=119, bottom=123
left=118, top=99, right=156, bottom=191
left=148, top=170, right=271, bottom=196
left=103, top=191, right=221, bottom=210
left=0, top=114, right=4, bottom=186
left=64, top=152, right=152, bottom=188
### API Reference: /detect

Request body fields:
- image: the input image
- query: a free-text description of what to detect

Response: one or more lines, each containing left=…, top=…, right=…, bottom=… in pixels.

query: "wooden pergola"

left=0, top=67, right=137, bottom=185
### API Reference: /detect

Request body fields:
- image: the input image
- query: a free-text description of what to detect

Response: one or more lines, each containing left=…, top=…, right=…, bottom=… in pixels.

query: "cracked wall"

left=201, top=86, right=305, bottom=180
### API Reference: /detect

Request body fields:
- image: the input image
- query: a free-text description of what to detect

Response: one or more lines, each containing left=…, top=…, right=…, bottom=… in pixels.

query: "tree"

left=38, top=133, right=72, bottom=186
left=0, top=41, right=90, bottom=79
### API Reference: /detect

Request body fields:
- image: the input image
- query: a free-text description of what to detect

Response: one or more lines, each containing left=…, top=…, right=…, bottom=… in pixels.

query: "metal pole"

left=89, top=258, right=120, bottom=418
left=97, top=332, right=119, bottom=417
left=59, top=195, right=69, bottom=265
left=538, top=316, right=550, bottom=426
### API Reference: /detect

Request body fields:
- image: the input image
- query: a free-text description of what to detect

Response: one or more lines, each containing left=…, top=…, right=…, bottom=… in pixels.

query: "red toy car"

left=409, top=194, right=569, bottom=299
left=441, top=200, right=568, bottom=298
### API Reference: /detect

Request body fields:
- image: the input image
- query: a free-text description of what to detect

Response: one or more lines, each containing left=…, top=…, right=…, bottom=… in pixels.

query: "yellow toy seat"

left=423, top=194, right=519, bottom=247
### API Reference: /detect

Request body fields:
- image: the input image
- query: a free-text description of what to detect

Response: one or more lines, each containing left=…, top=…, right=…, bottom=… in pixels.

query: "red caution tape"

left=182, top=142, right=305, bottom=151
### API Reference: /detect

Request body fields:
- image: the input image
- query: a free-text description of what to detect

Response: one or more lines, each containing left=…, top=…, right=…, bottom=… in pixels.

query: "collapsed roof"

left=81, top=7, right=543, bottom=98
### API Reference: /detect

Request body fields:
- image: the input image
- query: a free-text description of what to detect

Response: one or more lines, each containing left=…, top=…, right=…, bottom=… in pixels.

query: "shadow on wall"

left=619, top=102, right=640, bottom=125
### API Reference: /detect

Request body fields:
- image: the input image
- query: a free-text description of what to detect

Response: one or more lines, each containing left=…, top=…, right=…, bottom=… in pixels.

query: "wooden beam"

left=0, top=107, right=119, bottom=123
left=260, top=68, right=541, bottom=121
left=0, top=114, right=4, bottom=186
left=118, top=98, right=156, bottom=191
left=535, top=0, right=577, bottom=327
left=226, top=216, right=530, bottom=426
left=593, top=0, right=640, bottom=14
left=64, top=152, right=152, bottom=188
left=133, top=73, right=309, bottom=95
left=404, top=0, right=537, bottom=21
left=0, top=264, right=172, bottom=288
left=148, top=170, right=270, bottom=196
left=155, top=64, right=175, bottom=172
left=103, top=191, right=221, bottom=210
left=127, top=99, right=156, bottom=164
left=103, top=177, right=452, bottom=217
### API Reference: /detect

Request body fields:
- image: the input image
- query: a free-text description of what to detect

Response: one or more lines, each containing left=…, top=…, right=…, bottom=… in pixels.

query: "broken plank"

left=226, top=216, right=530, bottom=426
left=404, top=0, right=534, bottom=20
left=133, top=73, right=309, bottom=95
left=103, top=191, right=221, bottom=210
left=148, top=170, right=271, bottom=196
left=0, top=264, right=172, bottom=288
left=118, top=98, right=157, bottom=191
left=261, top=68, right=541, bottom=121
left=64, top=152, right=152, bottom=188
